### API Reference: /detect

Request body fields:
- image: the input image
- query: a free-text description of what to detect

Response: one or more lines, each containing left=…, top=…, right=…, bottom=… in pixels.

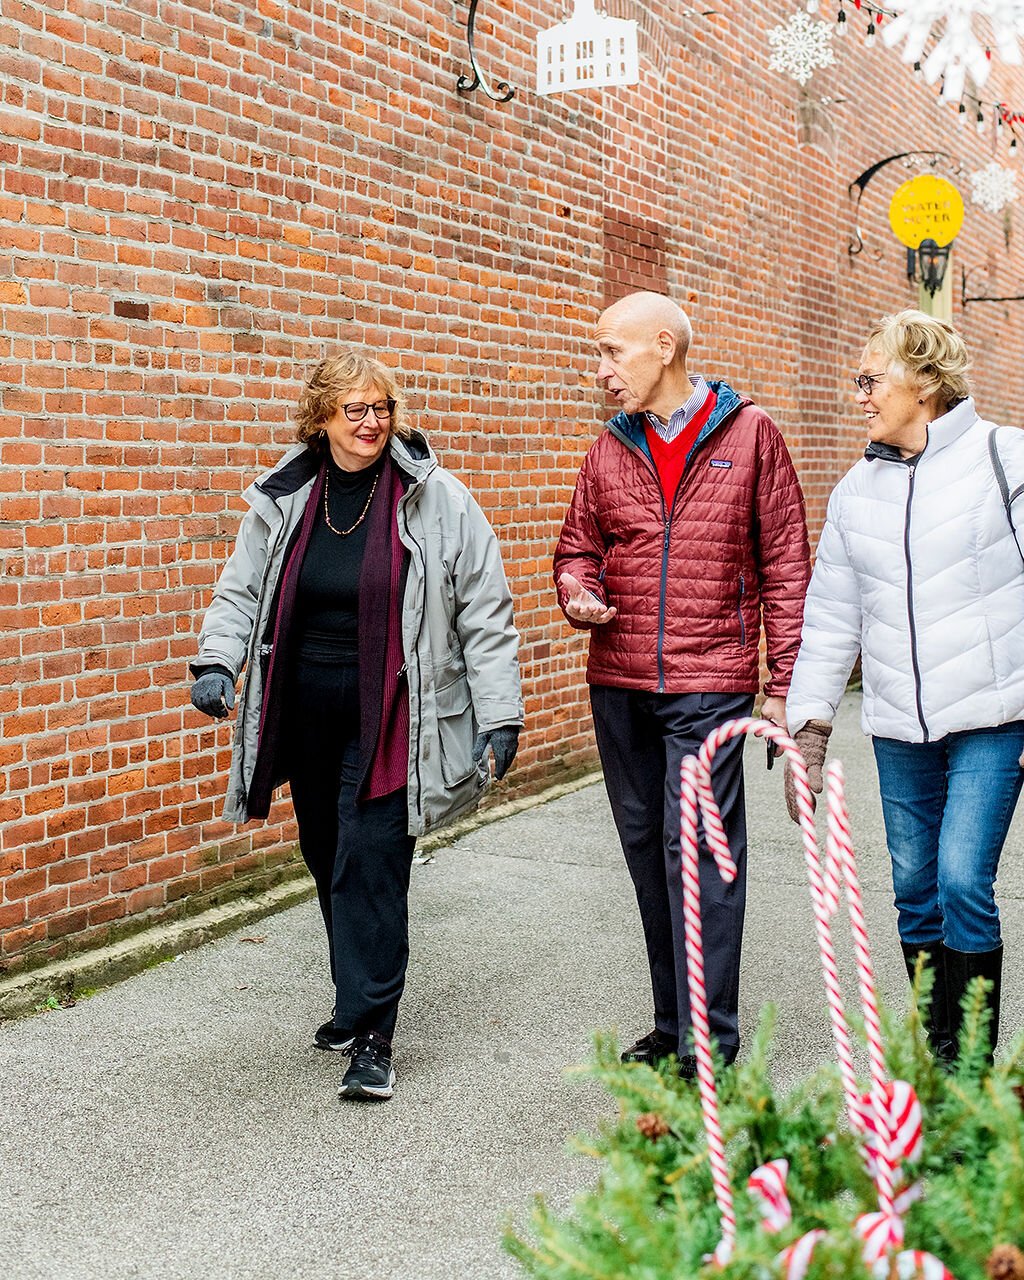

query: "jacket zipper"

left=657, top=490, right=670, bottom=693
left=902, top=461, right=929, bottom=741
left=398, top=496, right=427, bottom=822
left=737, top=573, right=746, bottom=646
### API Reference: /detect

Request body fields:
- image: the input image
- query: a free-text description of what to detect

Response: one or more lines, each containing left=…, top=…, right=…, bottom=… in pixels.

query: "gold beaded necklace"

left=323, top=469, right=379, bottom=537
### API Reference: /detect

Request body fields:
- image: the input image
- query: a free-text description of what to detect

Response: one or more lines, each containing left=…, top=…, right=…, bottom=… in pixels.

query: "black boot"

left=901, top=940, right=955, bottom=1063
left=945, top=945, right=1003, bottom=1064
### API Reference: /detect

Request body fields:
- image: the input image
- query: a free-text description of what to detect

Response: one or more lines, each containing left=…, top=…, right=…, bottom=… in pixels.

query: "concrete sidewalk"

left=2, top=693, right=1023, bottom=1280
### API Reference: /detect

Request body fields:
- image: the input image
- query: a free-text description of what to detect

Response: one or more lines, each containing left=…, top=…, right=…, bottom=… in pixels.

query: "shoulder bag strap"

left=988, top=427, right=1024, bottom=568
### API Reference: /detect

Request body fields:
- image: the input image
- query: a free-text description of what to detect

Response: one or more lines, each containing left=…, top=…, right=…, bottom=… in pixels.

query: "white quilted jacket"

left=787, top=399, right=1024, bottom=743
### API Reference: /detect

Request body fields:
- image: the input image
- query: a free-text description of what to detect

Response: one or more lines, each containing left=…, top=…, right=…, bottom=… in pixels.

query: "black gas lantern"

left=907, top=238, right=952, bottom=296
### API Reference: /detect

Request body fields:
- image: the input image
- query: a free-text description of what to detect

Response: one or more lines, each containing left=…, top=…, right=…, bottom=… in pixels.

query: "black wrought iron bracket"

left=848, top=151, right=957, bottom=258
left=961, top=264, right=1024, bottom=307
left=456, top=0, right=515, bottom=103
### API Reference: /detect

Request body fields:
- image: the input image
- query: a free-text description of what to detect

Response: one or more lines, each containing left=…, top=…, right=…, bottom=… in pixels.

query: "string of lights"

left=798, top=0, right=1024, bottom=155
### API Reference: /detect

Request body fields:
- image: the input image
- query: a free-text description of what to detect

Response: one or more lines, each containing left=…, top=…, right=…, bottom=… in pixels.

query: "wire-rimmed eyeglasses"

left=852, top=373, right=886, bottom=395
left=342, top=398, right=396, bottom=422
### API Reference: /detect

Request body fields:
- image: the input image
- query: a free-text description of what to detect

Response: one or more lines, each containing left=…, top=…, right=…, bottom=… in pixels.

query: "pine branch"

left=505, top=997, right=1024, bottom=1280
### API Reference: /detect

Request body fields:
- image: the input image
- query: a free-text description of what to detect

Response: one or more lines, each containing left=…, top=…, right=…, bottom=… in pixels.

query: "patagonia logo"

left=709, top=458, right=732, bottom=469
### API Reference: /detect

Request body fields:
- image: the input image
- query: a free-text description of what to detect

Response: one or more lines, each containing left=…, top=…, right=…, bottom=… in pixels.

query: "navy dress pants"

left=591, top=687, right=754, bottom=1058
left=284, top=658, right=416, bottom=1040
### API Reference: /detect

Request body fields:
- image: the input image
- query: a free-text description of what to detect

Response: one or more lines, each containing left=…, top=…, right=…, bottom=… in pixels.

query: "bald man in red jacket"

left=554, top=290, right=810, bottom=1077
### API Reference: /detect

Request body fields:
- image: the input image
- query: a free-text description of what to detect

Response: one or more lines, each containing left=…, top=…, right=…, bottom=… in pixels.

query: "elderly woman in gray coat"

left=190, top=348, right=523, bottom=1102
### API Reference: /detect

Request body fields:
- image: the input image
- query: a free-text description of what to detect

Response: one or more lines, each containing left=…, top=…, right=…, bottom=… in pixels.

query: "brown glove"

left=783, top=720, right=833, bottom=823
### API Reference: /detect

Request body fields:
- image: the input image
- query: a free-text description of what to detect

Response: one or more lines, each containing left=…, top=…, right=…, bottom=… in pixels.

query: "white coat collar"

left=923, top=396, right=978, bottom=457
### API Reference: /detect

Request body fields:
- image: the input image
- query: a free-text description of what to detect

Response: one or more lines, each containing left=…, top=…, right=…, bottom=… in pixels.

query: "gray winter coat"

left=194, top=432, right=523, bottom=835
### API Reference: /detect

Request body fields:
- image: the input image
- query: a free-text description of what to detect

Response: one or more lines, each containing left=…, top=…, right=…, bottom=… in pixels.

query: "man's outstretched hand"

left=559, top=572, right=617, bottom=625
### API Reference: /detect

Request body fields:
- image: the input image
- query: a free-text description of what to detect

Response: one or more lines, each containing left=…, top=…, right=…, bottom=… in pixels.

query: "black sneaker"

left=314, top=1020, right=356, bottom=1053
left=339, top=1032, right=396, bottom=1101
left=621, top=1028, right=677, bottom=1066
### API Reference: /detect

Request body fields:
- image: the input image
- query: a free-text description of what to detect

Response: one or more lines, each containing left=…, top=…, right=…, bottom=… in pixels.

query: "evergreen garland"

left=506, top=979, right=1024, bottom=1280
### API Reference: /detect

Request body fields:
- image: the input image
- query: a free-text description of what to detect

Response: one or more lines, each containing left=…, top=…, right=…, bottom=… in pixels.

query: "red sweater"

left=643, top=393, right=717, bottom=507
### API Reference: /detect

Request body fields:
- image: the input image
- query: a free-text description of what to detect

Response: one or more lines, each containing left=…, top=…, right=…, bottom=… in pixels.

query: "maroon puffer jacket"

left=553, top=383, right=810, bottom=695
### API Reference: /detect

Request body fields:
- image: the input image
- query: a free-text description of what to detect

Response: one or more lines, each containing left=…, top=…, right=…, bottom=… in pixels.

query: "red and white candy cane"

left=871, top=1253, right=955, bottom=1280
left=780, top=1239, right=952, bottom=1280
left=777, top=1229, right=826, bottom=1278
left=680, top=719, right=906, bottom=1267
left=751, top=1158, right=927, bottom=1279
left=692, top=718, right=861, bottom=1123
left=679, top=718, right=849, bottom=1264
left=747, top=1159, right=792, bottom=1233
left=850, top=1080, right=924, bottom=1176
left=679, top=750, right=737, bottom=1264
left=825, top=763, right=899, bottom=1241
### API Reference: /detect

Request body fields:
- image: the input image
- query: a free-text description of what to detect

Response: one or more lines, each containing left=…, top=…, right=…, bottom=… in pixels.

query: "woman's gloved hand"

left=191, top=670, right=236, bottom=720
left=472, top=725, right=520, bottom=780
left=783, top=720, right=833, bottom=823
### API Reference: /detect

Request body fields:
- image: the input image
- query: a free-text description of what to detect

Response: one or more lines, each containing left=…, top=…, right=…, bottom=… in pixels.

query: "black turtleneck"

left=294, top=455, right=383, bottom=661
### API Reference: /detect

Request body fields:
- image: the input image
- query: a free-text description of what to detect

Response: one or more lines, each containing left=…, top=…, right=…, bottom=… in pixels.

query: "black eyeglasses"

left=342, top=398, right=396, bottom=422
left=852, top=372, right=886, bottom=395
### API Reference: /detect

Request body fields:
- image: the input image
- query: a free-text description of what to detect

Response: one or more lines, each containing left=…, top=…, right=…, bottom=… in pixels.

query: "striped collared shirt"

left=646, top=376, right=711, bottom=444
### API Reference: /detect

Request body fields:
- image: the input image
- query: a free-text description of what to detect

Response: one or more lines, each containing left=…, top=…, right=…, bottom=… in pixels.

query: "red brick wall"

left=3, top=0, right=1024, bottom=976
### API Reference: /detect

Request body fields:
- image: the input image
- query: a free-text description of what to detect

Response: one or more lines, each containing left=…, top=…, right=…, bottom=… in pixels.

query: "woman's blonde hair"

left=866, top=309, right=971, bottom=408
left=295, top=348, right=409, bottom=452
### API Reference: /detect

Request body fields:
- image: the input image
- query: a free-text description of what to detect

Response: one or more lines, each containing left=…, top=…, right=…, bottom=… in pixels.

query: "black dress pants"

left=284, top=658, right=416, bottom=1040
left=590, top=687, right=754, bottom=1057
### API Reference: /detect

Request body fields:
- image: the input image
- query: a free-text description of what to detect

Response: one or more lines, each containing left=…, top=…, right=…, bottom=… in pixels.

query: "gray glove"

left=472, top=726, right=520, bottom=781
left=191, top=671, right=235, bottom=720
left=783, top=720, right=832, bottom=823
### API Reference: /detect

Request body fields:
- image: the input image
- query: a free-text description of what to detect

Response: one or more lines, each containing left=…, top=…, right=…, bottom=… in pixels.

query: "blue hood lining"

left=607, top=380, right=747, bottom=460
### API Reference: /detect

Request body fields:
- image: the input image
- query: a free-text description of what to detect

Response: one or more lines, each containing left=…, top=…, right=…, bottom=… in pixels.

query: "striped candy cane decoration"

left=826, top=763, right=897, bottom=1230
left=850, top=1080, right=924, bottom=1176
left=856, top=1209, right=905, bottom=1262
left=747, top=1159, right=792, bottom=1232
left=681, top=719, right=957, bottom=1276
left=871, top=1252, right=956, bottom=1280
left=776, top=1229, right=826, bottom=1280
left=694, top=719, right=861, bottom=1122
left=680, top=718, right=860, bottom=1263
left=679, top=751, right=736, bottom=1265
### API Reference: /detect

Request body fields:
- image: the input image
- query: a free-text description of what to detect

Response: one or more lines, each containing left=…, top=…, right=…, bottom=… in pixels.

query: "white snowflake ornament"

left=767, top=10, right=836, bottom=85
left=970, top=160, right=1019, bottom=211
left=882, top=1, right=1024, bottom=102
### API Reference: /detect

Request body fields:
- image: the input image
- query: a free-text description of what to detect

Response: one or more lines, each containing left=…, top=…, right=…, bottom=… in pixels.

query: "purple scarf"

left=357, top=456, right=410, bottom=801
left=246, top=455, right=409, bottom=818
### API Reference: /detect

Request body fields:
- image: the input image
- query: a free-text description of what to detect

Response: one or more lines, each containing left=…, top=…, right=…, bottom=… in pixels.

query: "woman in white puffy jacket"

left=786, top=310, right=1024, bottom=1067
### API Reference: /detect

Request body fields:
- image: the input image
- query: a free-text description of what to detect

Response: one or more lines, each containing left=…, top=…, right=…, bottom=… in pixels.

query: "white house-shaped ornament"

left=536, top=0, right=640, bottom=95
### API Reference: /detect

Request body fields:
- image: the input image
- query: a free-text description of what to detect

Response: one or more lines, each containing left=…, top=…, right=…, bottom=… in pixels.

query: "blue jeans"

left=872, top=723, right=1024, bottom=953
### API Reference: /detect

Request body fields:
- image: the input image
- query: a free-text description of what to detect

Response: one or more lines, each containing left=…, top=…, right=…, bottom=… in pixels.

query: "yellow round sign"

left=888, top=174, right=964, bottom=248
